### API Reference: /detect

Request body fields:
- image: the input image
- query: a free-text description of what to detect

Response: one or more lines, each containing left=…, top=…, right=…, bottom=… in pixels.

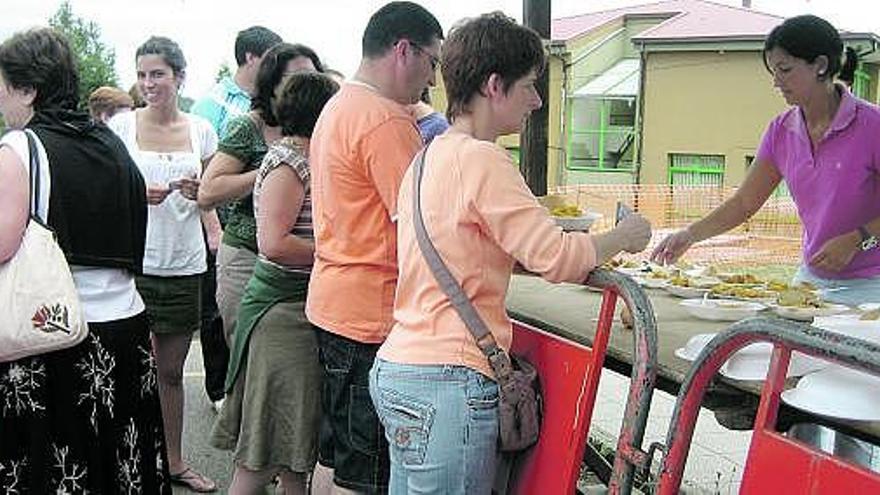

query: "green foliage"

left=215, top=63, right=232, bottom=83
left=178, top=95, right=194, bottom=112
left=49, top=1, right=118, bottom=110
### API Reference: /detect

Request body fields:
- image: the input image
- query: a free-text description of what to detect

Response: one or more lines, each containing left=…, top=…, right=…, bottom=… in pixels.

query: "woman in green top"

left=211, top=72, right=339, bottom=495
left=198, top=43, right=324, bottom=345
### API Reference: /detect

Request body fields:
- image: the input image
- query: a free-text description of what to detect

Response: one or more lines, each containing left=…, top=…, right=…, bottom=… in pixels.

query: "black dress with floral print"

left=0, top=313, right=171, bottom=494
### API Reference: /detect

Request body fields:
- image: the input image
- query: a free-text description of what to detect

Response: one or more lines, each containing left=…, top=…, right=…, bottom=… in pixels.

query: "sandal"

left=169, top=467, right=217, bottom=493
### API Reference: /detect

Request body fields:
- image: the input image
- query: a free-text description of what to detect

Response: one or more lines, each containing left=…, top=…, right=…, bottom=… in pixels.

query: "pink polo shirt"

left=377, top=133, right=597, bottom=378
left=756, top=86, right=880, bottom=280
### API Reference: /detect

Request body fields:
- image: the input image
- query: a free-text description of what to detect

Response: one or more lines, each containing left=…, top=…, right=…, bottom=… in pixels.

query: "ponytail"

left=839, top=46, right=859, bottom=86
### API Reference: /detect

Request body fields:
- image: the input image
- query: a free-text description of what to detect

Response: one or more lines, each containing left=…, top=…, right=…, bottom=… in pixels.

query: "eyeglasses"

left=411, top=43, right=440, bottom=72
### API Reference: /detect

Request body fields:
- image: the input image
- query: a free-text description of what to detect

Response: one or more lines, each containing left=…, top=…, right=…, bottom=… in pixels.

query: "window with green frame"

left=746, top=155, right=790, bottom=197
left=668, top=153, right=725, bottom=186
left=566, top=97, right=637, bottom=171
left=852, top=65, right=871, bottom=101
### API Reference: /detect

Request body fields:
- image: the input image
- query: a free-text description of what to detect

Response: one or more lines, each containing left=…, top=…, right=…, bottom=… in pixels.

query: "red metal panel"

left=742, top=431, right=880, bottom=494
left=655, top=318, right=880, bottom=495
left=741, top=432, right=813, bottom=493
left=509, top=320, right=603, bottom=494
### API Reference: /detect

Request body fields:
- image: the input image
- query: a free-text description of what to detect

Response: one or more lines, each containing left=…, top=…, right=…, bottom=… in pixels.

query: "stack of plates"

left=719, top=344, right=826, bottom=381
left=674, top=333, right=826, bottom=380
left=782, top=365, right=880, bottom=421
left=780, top=309, right=880, bottom=420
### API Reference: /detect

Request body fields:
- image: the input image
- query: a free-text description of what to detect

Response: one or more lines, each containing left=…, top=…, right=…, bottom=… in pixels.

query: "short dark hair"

left=763, top=15, right=854, bottom=82
left=0, top=28, right=80, bottom=111
left=441, top=12, right=545, bottom=121
left=136, top=36, right=187, bottom=77
left=234, top=26, right=283, bottom=66
left=274, top=73, right=339, bottom=138
left=362, top=1, right=443, bottom=59
left=252, top=43, right=324, bottom=127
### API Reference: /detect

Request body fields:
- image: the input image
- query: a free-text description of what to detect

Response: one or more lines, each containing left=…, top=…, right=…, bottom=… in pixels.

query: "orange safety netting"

left=547, top=184, right=802, bottom=270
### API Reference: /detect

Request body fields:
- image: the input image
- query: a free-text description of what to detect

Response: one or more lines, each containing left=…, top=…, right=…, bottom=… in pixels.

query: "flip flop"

left=169, top=466, right=217, bottom=493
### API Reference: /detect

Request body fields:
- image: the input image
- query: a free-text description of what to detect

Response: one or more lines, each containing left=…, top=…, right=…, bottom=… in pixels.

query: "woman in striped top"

left=210, top=72, right=339, bottom=494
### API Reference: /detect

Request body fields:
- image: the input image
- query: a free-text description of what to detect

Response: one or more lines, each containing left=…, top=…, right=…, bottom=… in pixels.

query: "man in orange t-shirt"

left=306, top=2, right=443, bottom=493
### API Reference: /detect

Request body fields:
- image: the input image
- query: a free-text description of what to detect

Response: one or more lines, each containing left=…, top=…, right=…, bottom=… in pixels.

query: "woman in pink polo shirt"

left=368, top=12, right=652, bottom=495
left=653, top=15, right=880, bottom=307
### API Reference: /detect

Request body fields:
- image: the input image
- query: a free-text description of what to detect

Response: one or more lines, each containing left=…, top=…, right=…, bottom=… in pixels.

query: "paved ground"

left=177, top=339, right=234, bottom=494
left=178, top=338, right=746, bottom=495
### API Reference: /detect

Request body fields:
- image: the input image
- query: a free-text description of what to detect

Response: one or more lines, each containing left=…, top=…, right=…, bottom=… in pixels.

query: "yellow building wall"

left=639, top=50, right=787, bottom=185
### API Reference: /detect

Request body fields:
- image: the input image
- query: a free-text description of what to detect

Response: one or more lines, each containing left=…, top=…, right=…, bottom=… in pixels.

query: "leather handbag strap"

left=411, top=145, right=515, bottom=381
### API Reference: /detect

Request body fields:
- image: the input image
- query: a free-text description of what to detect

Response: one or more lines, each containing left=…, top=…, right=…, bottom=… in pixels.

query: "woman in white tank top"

left=109, top=36, right=220, bottom=493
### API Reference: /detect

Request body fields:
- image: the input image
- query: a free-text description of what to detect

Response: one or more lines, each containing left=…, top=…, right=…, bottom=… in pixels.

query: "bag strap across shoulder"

left=0, top=129, right=43, bottom=223
left=24, top=130, right=42, bottom=222
left=411, top=144, right=515, bottom=382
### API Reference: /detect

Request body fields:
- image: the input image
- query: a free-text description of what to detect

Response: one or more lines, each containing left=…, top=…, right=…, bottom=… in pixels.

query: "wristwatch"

left=859, top=226, right=879, bottom=251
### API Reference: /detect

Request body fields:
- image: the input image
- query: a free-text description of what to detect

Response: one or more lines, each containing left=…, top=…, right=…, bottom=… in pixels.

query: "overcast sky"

left=1, top=0, right=878, bottom=99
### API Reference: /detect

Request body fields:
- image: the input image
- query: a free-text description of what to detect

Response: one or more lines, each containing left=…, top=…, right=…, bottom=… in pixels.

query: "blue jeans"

left=793, top=266, right=880, bottom=307
left=369, top=359, right=499, bottom=495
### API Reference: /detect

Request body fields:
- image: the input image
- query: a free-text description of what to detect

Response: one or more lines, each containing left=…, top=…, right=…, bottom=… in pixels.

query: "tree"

left=178, top=96, right=194, bottom=113
left=49, top=1, right=118, bottom=110
left=215, top=63, right=232, bottom=83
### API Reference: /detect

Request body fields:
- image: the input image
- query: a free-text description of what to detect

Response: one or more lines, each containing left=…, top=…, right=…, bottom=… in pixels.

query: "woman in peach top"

left=369, top=12, right=652, bottom=495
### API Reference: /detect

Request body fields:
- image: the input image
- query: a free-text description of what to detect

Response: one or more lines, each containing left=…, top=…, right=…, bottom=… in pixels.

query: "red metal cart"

left=508, top=270, right=659, bottom=495
left=507, top=272, right=880, bottom=494
left=647, top=316, right=880, bottom=494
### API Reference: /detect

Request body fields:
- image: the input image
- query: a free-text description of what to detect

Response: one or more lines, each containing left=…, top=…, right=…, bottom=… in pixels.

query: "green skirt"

left=212, top=261, right=320, bottom=471
left=136, top=274, right=202, bottom=334
left=224, top=261, right=309, bottom=391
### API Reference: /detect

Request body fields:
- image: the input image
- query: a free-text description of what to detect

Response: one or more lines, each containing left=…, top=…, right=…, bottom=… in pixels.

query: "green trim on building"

left=667, top=153, right=725, bottom=186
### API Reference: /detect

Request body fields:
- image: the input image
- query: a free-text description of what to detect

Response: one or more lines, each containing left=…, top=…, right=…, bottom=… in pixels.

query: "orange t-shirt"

left=306, top=82, right=422, bottom=343
left=377, top=133, right=598, bottom=378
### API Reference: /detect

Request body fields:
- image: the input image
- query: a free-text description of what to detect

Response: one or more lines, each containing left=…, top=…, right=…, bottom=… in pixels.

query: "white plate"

left=774, top=303, right=850, bottom=321
left=639, top=277, right=669, bottom=289
left=553, top=212, right=602, bottom=232
left=679, top=298, right=766, bottom=321
left=674, top=333, right=718, bottom=361
left=665, top=285, right=711, bottom=299
left=812, top=315, right=880, bottom=343
left=675, top=334, right=827, bottom=379
left=720, top=346, right=827, bottom=381
left=781, top=365, right=880, bottom=421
